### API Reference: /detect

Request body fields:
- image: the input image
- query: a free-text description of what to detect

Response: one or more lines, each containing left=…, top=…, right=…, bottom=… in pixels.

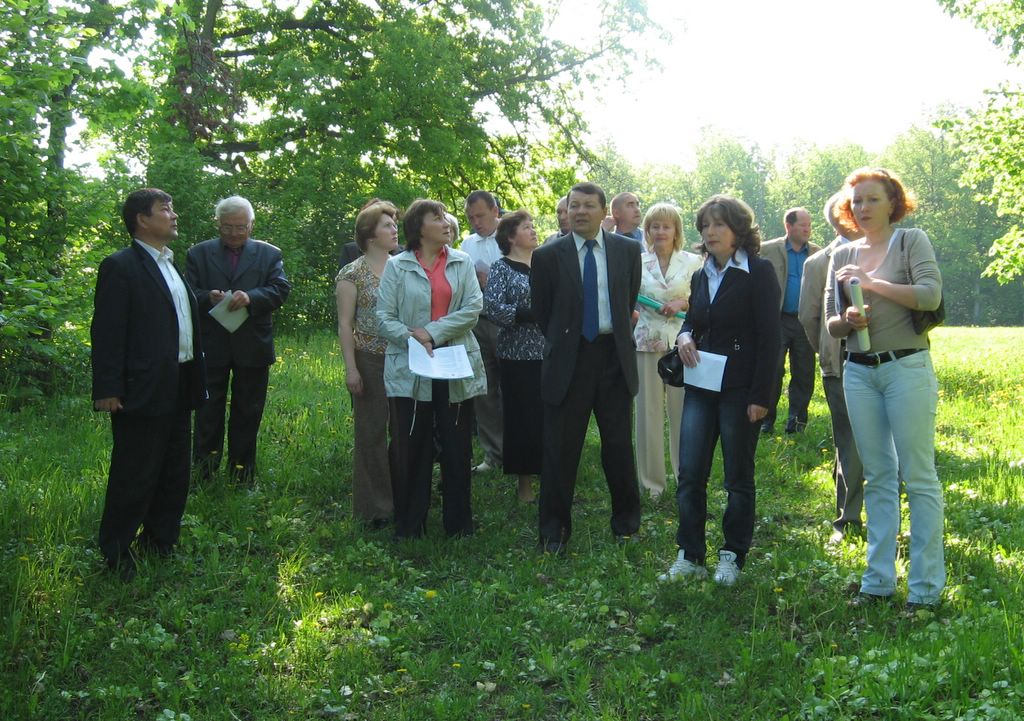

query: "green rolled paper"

left=638, top=294, right=686, bottom=319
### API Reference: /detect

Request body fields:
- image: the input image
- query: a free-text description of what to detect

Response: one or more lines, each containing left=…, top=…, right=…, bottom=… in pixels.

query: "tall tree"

left=937, top=0, right=1024, bottom=282
left=881, top=124, right=1023, bottom=325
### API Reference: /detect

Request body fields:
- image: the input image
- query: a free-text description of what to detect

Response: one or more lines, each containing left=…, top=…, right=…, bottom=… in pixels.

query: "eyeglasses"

left=219, top=224, right=250, bottom=234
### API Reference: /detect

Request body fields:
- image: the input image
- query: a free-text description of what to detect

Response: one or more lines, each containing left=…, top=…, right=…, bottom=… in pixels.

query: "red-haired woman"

left=825, top=167, right=944, bottom=610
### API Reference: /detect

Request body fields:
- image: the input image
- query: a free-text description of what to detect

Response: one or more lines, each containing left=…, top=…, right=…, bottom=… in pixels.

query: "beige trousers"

left=634, top=351, right=684, bottom=496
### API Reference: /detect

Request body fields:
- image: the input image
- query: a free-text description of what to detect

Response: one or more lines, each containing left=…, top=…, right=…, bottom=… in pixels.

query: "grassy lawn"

left=1, top=327, right=1022, bottom=720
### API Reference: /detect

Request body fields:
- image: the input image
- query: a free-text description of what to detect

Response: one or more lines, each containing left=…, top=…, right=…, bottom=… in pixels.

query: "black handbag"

left=657, top=349, right=685, bottom=387
left=900, top=230, right=945, bottom=335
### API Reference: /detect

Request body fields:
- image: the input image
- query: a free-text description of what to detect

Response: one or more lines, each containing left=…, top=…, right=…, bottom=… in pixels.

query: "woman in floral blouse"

left=336, top=200, right=400, bottom=527
left=633, top=203, right=703, bottom=497
left=483, top=210, right=544, bottom=503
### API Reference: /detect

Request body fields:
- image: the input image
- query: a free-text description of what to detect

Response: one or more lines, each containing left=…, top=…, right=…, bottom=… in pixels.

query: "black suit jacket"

left=531, top=231, right=641, bottom=406
left=185, top=238, right=291, bottom=368
left=91, top=242, right=206, bottom=416
left=338, top=241, right=403, bottom=271
left=681, top=255, right=781, bottom=407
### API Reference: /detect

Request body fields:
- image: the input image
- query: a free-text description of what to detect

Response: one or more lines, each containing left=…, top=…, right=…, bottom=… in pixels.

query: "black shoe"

left=848, top=592, right=891, bottom=608
left=784, top=417, right=807, bottom=434
left=106, top=553, right=138, bottom=582
left=539, top=540, right=566, bottom=556
left=615, top=534, right=639, bottom=546
left=760, top=420, right=775, bottom=435
left=905, top=600, right=939, bottom=613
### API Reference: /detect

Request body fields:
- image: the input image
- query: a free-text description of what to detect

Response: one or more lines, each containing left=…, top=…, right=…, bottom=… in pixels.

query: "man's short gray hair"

left=214, top=195, right=255, bottom=222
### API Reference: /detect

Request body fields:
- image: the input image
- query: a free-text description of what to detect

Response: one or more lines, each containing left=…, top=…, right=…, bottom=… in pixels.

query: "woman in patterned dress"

left=336, top=201, right=400, bottom=527
left=483, top=210, right=545, bottom=503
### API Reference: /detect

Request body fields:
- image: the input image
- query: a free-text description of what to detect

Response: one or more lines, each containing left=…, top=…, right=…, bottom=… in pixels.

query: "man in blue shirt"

left=760, top=207, right=820, bottom=434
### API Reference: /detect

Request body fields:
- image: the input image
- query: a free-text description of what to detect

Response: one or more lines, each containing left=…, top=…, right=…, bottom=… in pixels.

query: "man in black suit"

left=531, top=182, right=643, bottom=553
left=91, top=188, right=207, bottom=580
left=186, top=196, right=291, bottom=483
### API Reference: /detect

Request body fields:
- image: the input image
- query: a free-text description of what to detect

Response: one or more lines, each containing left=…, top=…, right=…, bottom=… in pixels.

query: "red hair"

left=835, top=167, right=917, bottom=230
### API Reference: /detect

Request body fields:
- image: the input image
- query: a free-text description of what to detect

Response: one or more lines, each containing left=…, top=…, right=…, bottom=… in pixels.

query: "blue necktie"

left=582, top=239, right=598, bottom=342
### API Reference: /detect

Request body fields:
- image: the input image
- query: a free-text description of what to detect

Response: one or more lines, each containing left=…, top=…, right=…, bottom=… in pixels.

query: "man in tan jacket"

left=760, top=208, right=821, bottom=433
left=799, top=193, right=865, bottom=544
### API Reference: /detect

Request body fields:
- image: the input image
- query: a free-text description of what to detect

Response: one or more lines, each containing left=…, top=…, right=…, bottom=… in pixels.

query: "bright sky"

left=549, top=0, right=1024, bottom=168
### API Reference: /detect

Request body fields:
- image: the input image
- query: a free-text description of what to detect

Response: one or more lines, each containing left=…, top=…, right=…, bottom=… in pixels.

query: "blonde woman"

left=633, top=203, right=703, bottom=497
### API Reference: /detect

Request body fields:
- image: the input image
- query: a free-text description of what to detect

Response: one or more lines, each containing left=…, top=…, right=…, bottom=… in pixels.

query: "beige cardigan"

left=824, top=228, right=942, bottom=354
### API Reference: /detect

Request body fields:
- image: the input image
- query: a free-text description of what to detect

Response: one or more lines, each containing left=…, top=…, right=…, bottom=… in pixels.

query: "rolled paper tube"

left=848, top=278, right=871, bottom=351
left=637, top=294, right=686, bottom=319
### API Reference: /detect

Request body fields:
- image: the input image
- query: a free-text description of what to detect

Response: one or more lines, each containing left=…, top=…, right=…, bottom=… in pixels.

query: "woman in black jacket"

left=660, top=195, right=781, bottom=586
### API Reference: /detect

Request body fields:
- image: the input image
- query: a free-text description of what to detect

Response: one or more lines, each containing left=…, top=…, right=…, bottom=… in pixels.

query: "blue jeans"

left=844, top=350, right=944, bottom=604
left=675, top=387, right=760, bottom=566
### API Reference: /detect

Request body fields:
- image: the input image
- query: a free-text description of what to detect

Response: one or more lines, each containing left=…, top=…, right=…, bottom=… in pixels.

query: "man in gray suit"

left=800, top=193, right=866, bottom=544
left=186, top=196, right=291, bottom=483
left=760, top=207, right=821, bottom=434
left=531, top=182, right=642, bottom=553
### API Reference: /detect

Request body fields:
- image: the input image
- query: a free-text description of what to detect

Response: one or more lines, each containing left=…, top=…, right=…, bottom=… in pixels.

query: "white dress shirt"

left=461, top=231, right=502, bottom=269
left=702, top=249, right=749, bottom=302
left=135, top=239, right=195, bottom=362
left=573, top=228, right=612, bottom=334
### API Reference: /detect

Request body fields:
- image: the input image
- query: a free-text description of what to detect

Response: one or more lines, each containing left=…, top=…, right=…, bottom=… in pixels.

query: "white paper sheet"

left=407, top=337, right=474, bottom=380
left=208, top=291, right=249, bottom=333
left=683, top=350, right=727, bottom=392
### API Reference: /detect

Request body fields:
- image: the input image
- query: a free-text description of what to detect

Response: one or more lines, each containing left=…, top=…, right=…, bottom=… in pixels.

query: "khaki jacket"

left=798, top=237, right=846, bottom=377
left=760, top=236, right=822, bottom=312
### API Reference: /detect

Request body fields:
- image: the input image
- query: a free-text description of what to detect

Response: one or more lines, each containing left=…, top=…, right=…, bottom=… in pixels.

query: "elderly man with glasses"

left=186, top=195, right=291, bottom=484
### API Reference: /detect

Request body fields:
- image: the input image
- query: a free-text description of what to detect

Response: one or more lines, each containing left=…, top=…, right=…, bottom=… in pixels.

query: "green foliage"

left=937, top=0, right=1024, bottom=282
left=881, top=124, right=1024, bottom=325
left=1, top=329, right=1023, bottom=719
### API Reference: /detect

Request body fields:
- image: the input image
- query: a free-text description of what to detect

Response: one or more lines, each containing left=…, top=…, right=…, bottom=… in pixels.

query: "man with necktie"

left=531, top=182, right=643, bottom=554
left=186, top=195, right=291, bottom=484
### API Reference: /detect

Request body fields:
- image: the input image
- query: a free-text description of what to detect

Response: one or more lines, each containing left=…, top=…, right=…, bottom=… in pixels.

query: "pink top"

left=416, top=245, right=452, bottom=322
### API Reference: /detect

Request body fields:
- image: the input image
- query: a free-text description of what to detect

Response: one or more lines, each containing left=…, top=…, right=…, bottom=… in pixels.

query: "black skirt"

left=499, top=358, right=543, bottom=475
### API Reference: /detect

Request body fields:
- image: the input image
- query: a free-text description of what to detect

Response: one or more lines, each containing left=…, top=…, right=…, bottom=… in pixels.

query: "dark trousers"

left=766, top=313, right=816, bottom=425
left=193, top=363, right=269, bottom=481
left=539, top=335, right=641, bottom=545
left=823, top=374, right=865, bottom=532
left=390, top=381, right=474, bottom=538
left=98, top=365, right=193, bottom=565
left=675, top=386, right=760, bottom=566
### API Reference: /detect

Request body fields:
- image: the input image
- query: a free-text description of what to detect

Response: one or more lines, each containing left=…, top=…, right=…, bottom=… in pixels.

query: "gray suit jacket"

left=531, top=231, right=641, bottom=406
left=185, top=238, right=291, bottom=367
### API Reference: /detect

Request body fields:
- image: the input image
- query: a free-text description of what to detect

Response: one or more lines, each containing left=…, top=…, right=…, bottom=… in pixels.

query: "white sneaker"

left=713, top=550, right=741, bottom=586
left=658, top=549, right=708, bottom=582
left=472, top=460, right=493, bottom=473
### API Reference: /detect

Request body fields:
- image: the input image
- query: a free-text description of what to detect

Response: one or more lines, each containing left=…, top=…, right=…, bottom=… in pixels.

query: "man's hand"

left=210, top=289, right=227, bottom=304
left=227, top=290, right=251, bottom=311
left=601, top=215, right=616, bottom=232
left=94, top=397, right=123, bottom=413
left=747, top=404, right=768, bottom=424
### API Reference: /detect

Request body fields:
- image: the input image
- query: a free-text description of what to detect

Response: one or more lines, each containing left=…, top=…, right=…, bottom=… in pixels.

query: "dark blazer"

left=339, top=241, right=403, bottom=271
left=91, top=242, right=206, bottom=416
left=185, top=238, right=291, bottom=368
left=682, top=255, right=782, bottom=407
left=531, top=231, right=641, bottom=406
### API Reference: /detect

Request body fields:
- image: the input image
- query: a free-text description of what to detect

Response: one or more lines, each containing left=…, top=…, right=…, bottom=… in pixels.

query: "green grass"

left=1, top=327, right=1022, bottom=720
